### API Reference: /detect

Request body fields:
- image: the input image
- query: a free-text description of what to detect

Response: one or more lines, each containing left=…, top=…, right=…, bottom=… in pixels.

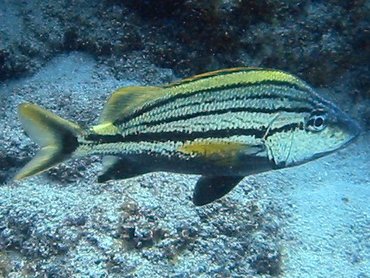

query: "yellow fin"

left=100, top=86, right=167, bottom=123
left=162, top=67, right=249, bottom=88
left=15, top=103, right=82, bottom=180
left=178, top=140, right=264, bottom=165
left=162, top=67, right=312, bottom=96
left=91, top=122, right=119, bottom=135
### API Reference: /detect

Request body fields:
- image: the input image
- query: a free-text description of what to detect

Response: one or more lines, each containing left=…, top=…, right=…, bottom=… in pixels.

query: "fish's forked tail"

left=14, top=103, right=83, bottom=180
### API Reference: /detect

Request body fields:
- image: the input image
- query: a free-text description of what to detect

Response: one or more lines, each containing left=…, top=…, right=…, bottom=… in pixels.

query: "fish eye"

left=314, top=116, right=324, bottom=127
left=306, top=111, right=327, bottom=132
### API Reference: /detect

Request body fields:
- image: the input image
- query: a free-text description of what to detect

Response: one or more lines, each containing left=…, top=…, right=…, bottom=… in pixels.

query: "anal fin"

left=98, top=156, right=148, bottom=183
left=193, top=176, right=244, bottom=206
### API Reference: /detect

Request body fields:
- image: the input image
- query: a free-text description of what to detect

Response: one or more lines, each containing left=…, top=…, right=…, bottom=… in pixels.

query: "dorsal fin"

left=99, top=86, right=167, bottom=124
left=160, top=67, right=313, bottom=97
left=162, top=67, right=249, bottom=88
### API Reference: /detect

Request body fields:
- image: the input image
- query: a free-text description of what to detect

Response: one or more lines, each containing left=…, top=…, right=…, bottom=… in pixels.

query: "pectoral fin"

left=178, top=140, right=265, bottom=166
left=193, top=176, right=244, bottom=206
left=97, top=156, right=148, bottom=183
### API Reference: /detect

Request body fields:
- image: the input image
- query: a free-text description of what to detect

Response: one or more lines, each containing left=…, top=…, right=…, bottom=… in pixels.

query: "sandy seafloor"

left=0, top=52, right=369, bottom=277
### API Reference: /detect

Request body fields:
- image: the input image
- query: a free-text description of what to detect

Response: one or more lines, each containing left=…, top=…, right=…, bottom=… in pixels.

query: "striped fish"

left=15, top=68, right=361, bottom=205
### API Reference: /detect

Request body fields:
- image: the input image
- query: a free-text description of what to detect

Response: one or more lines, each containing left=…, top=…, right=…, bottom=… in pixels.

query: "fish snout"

left=337, top=112, right=362, bottom=144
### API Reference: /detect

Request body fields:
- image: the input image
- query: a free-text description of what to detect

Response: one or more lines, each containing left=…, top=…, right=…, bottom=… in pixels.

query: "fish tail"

left=14, top=103, right=83, bottom=180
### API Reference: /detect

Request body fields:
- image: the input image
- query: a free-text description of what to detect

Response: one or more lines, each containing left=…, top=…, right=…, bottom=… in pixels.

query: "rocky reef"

left=0, top=1, right=369, bottom=277
left=1, top=1, right=369, bottom=85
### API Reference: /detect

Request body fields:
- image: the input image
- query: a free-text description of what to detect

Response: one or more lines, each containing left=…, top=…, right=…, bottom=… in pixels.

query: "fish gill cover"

left=0, top=0, right=369, bottom=277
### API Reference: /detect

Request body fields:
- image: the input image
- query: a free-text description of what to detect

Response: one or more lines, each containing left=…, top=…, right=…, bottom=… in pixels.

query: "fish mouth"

left=341, top=126, right=361, bottom=148
left=338, top=113, right=362, bottom=144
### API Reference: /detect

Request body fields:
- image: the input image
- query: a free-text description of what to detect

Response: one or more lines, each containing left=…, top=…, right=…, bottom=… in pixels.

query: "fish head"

left=270, top=100, right=361, bottom=168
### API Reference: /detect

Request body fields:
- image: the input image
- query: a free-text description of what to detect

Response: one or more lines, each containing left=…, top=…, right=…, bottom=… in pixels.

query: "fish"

left=14, top=67, right=361, bottom=206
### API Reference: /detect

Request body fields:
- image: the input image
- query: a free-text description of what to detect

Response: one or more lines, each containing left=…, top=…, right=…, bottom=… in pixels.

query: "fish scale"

left=116, top=81, right=318, bottom=127
left=14, top=67, right=361, bottom=206
left=119, top=85, right=315, bottom=139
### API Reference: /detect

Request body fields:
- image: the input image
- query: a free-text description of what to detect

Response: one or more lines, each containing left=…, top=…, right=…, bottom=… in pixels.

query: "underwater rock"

left=0, top=0, right=368, bottom=98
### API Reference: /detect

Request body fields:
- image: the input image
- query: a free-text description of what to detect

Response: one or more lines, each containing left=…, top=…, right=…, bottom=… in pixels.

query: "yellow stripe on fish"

left=15, top=67, right=361, bottom=206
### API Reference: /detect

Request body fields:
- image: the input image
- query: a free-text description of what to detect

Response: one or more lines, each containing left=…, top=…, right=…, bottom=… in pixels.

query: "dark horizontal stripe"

left=124, top=106, right=311, bottom=133
left=135, top=90, right=313, bottom=125
left=115, top=80, right=314, bottom=126
left=265, top=123, right=302, bottom=139
left=119, top=123, right=300, bottom=143
left=85, top=134, right=124, bottom=144
left=84, top=122, right=301, bottom=151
